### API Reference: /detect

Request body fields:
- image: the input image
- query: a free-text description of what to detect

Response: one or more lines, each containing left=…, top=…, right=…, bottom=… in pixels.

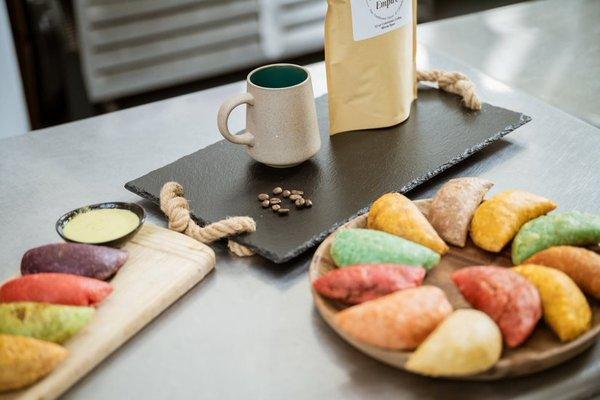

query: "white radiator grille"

left=75, top=0, right=325, bottom=102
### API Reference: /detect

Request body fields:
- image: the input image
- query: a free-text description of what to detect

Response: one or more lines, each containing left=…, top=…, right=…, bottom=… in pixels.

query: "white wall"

left=0, top=1, right=28, bottom=138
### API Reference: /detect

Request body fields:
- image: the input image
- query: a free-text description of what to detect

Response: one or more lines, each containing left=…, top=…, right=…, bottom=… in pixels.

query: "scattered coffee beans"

left=257, top=187, right=313, bottom=215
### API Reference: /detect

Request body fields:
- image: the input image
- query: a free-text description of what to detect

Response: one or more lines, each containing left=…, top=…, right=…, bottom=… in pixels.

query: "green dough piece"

left=512, top=211, right=600, bottom=264
left=0, top=302, right=94, bottom=344
left=331, top=229, right=440, bottom=269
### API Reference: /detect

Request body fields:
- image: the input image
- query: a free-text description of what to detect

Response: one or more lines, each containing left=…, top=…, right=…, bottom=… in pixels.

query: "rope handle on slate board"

left=417, top=70, right=482, bottom=111
left=160, top=182, right=256, bottom=257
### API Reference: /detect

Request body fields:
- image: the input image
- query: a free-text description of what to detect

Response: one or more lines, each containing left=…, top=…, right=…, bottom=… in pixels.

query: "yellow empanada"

left=513, top=264, right=591, bottom=341
left=470, top=190, right=556, bottom=252
left=368, top=193, right=449, bottom=254
left=0, top=334, right=67, bottom=392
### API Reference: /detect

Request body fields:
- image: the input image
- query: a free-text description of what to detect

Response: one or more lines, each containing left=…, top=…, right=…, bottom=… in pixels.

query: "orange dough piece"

left=526, top=246, right=600, bottom=299
left=334, top=286, right=453, bottom=350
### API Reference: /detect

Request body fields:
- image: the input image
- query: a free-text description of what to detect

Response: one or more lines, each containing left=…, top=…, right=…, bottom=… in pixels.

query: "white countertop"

left=1, top=40, right=600, bottom=400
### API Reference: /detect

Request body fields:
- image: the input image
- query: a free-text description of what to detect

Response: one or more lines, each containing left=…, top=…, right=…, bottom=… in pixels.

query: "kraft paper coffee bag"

left=325, top=0, right=417, bottom=135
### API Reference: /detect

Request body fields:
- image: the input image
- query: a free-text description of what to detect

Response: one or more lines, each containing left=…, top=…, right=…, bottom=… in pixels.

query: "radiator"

left=74, top=0, right=325, bottom=102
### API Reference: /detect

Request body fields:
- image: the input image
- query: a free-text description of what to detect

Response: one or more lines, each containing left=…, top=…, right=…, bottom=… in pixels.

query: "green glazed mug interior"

left=249, top=64, right=308, bottom=89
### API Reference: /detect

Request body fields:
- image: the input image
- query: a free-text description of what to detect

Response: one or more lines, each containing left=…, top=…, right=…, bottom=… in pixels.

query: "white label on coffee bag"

left=350, top=0, right=412, bottom=41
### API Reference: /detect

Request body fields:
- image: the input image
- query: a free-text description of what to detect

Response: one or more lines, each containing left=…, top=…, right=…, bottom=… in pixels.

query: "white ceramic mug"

left=217, top=64, right=321, bottom=168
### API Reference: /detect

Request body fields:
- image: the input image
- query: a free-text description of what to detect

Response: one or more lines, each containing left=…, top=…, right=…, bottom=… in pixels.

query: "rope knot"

left=159, top=181, right=256, bottom=257
left=417, top=69, right=482, bottom=111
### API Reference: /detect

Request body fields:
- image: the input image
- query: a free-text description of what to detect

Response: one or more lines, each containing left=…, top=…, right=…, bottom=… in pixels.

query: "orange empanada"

left=526, top=246, right=600, bottom=299
left=334, top=286, right=452, bottom=350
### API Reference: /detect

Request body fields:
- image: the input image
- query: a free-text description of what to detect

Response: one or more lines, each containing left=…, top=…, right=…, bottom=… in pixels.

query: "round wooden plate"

left=309, top=199, right=600, bottom=380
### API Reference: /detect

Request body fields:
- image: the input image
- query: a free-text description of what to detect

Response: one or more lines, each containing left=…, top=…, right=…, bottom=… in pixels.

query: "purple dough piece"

left=21, top=243, right=129, bottom=281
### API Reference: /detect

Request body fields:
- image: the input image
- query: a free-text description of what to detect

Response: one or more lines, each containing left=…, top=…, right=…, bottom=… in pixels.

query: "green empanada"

left=512, top=211, right=600, bottom=264
left=0, top=302, right=94, bottom=344
left=331, top=229, right=440, bottom=269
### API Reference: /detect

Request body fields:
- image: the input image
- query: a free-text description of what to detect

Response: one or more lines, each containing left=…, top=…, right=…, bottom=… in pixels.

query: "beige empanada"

left=429, top=177, right=494, bottom=247
left=405, top=309, right=502, bottom=377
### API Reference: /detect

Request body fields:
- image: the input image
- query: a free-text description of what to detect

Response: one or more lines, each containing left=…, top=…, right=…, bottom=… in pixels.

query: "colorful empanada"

left=452, top=266, right=541, bottom=347
left=513, top=264, right=591, bottom=341
left=512, top=211, right=600, bottom=264
left=0, top=335, right=67, bottom=392
left=0, top=273, right=113, bottom=306
left=0, top=302, right=95, bottom=343
left=330, top=229, right=440, bottom=269
left=312, top=264, right=426, bottom=304
left=470, top=190, right=556, bottom=252
left=368, top=193, right=449, bottom=254
left=526, top=246, right=600, bottom=299
left=405, top=309, right=502, bottom=377
left=333, top=286, right=452, bottom=350
left=429, top=177, right=494, bottom=247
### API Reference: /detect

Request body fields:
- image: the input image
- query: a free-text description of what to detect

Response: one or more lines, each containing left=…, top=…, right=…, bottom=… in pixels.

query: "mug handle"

left=217, top=93, right=255, bottom=146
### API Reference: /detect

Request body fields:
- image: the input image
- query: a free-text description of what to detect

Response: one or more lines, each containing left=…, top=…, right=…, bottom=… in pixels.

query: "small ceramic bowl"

left=56, top=202, right=146, bottom=247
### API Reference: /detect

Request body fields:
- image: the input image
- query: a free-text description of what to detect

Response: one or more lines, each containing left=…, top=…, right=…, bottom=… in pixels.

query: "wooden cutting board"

left=309, top=200, right=600, bottom=380
left=1, top=223, right=215, bottom=400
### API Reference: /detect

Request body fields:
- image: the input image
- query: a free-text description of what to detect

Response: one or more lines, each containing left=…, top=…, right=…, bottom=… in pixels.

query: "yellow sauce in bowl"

left=63, top=208, right=140, bottom=244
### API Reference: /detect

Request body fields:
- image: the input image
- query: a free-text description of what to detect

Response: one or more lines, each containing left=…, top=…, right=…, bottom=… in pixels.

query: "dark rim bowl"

left=56, top=202, right=146, bottom=247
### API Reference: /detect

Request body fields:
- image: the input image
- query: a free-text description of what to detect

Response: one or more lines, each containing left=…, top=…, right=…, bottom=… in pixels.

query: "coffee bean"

left=269, top=198, right=282, bottom=205
left=282, top=190, right=291, bottom=198
left=295, top=198, right=305, bottom=207
left=273, top=187, right=283, bottom=195
left=305, top=199, right=313, bottom=208
left=261, top=200, right=270, bottom=208
left=277, top=208, right=290, bottom=215
left=258, top=193, right=269, bottom=201
left=289, top=194, right=301, bottom=201
left=291, top=190, right=304, bottom=195
left=272, top=204, right=281, bottom=212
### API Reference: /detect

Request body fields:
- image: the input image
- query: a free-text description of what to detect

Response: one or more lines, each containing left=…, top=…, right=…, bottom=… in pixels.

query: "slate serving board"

left=125, top=87, right=531, bottom=263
